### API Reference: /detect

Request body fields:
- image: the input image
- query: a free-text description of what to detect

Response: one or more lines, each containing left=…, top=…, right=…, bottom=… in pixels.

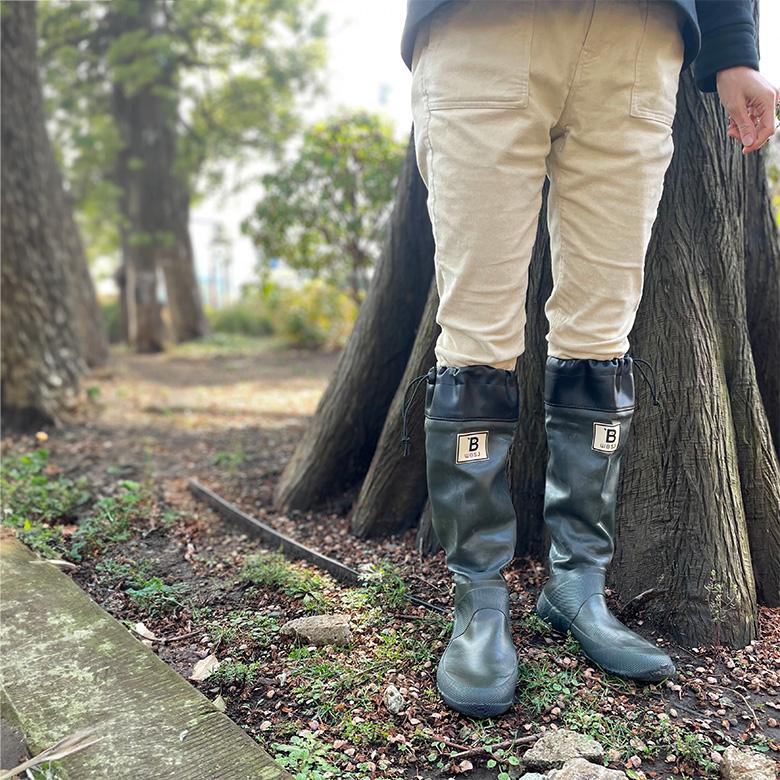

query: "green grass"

left=1, top=450, right=148, bottom=560
left=95, top=557, right=153, bottom=587
left=173, top=333, right=284, bottom=358
left=1, top=448, right=88, bottom=557
left=211, top=659, right=265, bottom=689
left=208, top=609, right=279, bottom=650
left=212, top=446, right=246, bottom=472
left=240, top=552, right=333, bottom=613
left=94, top=558, right=187, bottom=616
left=68, top=481, right=148, bottom=560
left=357, top=561, right=409, bottom=610
left=515, top=650, right=719, bottom=773
left=271, top=732, right=343, bottom=780
left=126, top=576, right=189, bottom=616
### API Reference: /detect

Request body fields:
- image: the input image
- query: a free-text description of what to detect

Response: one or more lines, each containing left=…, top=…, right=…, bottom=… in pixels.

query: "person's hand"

left=716, top=66, right=779, bottom=155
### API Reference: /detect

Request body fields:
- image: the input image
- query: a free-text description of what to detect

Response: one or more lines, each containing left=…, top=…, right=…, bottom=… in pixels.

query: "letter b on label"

left=456, top=431, right=489, bottom=464
left=592, top=422, right=621, bottom=453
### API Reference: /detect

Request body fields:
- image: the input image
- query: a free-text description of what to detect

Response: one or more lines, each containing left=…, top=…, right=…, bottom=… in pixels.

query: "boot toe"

left=436, top=610, right=518, bottom=717
left=437, top=663, right=517, bottom=718
left=571, top=620, right=677, bottom=682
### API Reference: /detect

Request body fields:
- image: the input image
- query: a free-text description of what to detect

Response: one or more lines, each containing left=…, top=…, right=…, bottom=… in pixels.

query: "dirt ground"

left=2, top=335, right=778, bottom=780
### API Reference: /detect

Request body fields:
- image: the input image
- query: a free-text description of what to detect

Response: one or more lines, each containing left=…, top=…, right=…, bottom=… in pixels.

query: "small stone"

left=719, top=696, right=736, bottom=709
left=280, top=614, right=352, bottom=647
left=547, top=758, right=628, bottom=779
left=720, top=745, right=777, bottom=780
left=523, top=729, right=605, bottom=770
left=383, top=683, right=406, bottom=714
left=520, top=774, right=547, bottom=780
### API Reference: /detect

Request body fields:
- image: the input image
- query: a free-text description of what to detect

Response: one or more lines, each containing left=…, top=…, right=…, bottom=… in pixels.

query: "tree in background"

left=1, top=1, right=105, bottom=426
left=39, top=0, right=327, bottom=351
left=243, top=112, right=406, bottom=303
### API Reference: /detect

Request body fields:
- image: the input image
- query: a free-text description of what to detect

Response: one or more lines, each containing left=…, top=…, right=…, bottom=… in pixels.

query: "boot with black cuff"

left=415, top=364, right=520, bottom=717
left=536, top=355, right=676, bottom=682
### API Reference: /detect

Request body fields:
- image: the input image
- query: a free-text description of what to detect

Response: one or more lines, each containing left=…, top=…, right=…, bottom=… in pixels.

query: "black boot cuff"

left=544, top=356, right=635, bottom=412
left=426, top=365, right=519, bottom=421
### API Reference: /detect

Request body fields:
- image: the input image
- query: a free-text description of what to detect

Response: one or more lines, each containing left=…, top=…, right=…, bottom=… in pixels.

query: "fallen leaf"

left=30, top=559, right=77, bottom=571
left=132, top=622, right=159, bottom=641
left=190, top=654, right=220, bottom=681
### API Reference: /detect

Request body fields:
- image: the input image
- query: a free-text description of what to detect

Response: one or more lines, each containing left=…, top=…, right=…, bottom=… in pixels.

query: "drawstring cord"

left=632, top=356, right=660, bottom=407
left=400, top=368, right=435, bottom=456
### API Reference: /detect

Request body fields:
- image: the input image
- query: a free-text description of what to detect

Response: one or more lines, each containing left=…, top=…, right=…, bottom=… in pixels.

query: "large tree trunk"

left=58, top=189, right=109, bottom=368
left=350, top=280, right=438, bottom=537
left=109, top=0, right=205, bottom=351
left=274, top=135, right=435, bottom=511
left=289, top=64, right=780, bottom=645
left=743, top=140, right=780, bottom=454
left=161, top=191, right=207, bottom=343
left=1, top=1, right=86, bottom=426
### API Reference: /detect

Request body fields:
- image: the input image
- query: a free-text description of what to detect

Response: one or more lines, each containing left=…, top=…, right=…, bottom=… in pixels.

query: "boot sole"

left=536, top=591, right=675, bottom=683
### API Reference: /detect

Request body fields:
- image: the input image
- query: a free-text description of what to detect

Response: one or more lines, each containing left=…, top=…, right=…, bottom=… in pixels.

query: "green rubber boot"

left=536, top=356, right=676, bottom=683
left=420, top=364, right=520, bottom=717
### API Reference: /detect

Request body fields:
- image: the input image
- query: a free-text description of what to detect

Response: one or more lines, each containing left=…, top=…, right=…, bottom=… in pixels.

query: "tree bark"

left=609, top=71, right=778, bottom=647
left=109, top=0, right=206, bottom=351
left=58, top=189, right=109, bottom=368
left=160, top=181, right=208, bottom=343
left=1, top=1, right=86, bottom=426
left=295, top=70, right=780, bottom=646
left=274, top=134, right=435, bottom=511
left=350, top=280, right=439, bottom=537
left=743, top=140, right=780, bottom=454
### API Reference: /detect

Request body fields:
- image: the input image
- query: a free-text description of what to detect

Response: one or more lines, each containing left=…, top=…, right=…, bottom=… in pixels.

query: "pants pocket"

left=422, top=0, right=536, bottom=110
left=630, top=0, right=684, bottom=127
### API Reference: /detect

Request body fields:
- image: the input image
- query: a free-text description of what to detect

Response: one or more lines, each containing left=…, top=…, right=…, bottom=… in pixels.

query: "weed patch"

left=126, top=576, right=189, bottom=616
left=240, top=552, right=333, bottom=613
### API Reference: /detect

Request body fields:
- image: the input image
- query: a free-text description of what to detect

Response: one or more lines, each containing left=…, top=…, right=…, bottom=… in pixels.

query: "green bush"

left=206, top=298, right=274, bottom=337
left=267, top=279, right=358, bottom=350
left=207, top=279, right=358, bottom=350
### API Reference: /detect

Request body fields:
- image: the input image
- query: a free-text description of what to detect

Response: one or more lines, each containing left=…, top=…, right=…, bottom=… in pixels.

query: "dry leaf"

left=190, top=653, right=220, bottom=681
left=30, top=559, right=77, bottom=571
left=132, top=622, right=159, bottom=642
left=0, top=726, right=101, bottom=780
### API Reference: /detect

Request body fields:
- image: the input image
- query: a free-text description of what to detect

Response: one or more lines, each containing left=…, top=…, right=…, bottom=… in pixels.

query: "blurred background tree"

left=38, top=0, right=327, bottom=351
left=243, top=112, right=405, bottom=304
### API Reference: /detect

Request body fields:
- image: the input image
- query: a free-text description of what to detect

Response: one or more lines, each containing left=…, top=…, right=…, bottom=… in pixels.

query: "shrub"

left=206, top=298, right=274, bottom=337
left=207, top=279, right=358, bottom=350
left=267, top=279, right=358, bottom=350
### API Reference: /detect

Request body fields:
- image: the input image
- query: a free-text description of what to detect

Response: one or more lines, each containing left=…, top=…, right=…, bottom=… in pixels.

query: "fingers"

left=730, top=104, right=758, bottom=149
left=735, top=86, right=779, bottom=154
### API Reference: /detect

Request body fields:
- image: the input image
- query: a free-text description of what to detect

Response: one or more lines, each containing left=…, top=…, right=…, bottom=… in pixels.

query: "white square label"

left=592, top=422, right=621, bottom=453
left=456, top=431, right=489, bottom=464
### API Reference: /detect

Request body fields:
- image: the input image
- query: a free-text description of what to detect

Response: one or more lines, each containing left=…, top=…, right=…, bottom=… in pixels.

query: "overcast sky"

left=191, top=0, right=780, bottom=297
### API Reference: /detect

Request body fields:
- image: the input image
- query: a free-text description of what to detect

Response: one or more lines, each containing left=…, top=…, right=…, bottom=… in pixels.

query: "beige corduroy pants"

left=410, top=0, right=685, bottom=369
